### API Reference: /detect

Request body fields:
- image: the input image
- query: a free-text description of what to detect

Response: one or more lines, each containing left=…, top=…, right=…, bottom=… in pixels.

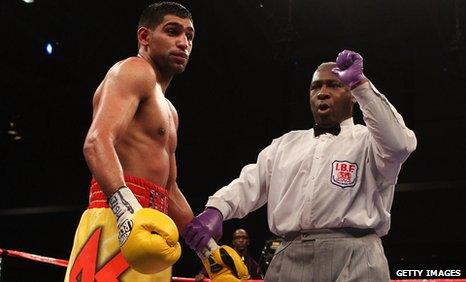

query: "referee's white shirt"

left=206, top=82, right=417, bottom=237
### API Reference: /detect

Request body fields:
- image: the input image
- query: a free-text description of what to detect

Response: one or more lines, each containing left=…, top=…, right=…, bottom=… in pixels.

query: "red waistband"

left=88, top=175, right=169, bottom=214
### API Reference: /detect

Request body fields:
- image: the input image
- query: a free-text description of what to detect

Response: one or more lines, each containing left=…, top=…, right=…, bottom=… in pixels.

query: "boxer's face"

left=144, top=14, right=195, bottom=74
left=309, top=67, right=354, bottom=127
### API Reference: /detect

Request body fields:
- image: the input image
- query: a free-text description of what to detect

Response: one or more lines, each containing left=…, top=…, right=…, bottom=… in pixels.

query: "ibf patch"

left=331, top=160, right=358, bottom=188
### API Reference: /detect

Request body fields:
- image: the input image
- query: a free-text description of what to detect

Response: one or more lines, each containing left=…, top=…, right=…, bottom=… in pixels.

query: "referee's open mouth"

left=317, top=103, right=330, bottom=113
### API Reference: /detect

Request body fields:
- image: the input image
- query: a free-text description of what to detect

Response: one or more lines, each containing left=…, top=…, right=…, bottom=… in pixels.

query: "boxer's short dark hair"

left=138, top=2, right=192, bottom=30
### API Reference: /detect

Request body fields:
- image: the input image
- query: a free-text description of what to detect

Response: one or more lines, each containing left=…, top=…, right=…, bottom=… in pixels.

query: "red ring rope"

left=1, top=248, right=464, bottom=282
left=0, top=248, right=68, bottom=267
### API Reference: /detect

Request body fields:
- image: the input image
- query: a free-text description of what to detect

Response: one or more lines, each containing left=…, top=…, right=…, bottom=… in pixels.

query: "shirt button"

left=311, top=176, right=315, bottom=180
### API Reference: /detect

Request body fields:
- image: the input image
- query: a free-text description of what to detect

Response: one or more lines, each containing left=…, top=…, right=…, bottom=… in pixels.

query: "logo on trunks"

left=69, top=227, right=129, bottom=281
left=331, top=160, right=358, bottom=188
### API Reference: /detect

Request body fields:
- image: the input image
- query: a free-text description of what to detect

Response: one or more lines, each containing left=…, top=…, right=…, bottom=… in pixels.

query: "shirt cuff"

left=206, top=197, right=231, bottom=220
left=351, top=81, right=381, bottom=108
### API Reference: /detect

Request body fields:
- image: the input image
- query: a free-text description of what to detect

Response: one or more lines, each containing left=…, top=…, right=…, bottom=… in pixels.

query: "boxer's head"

left=137, top=2, right=194, bottom=74
left=309, top=62, right=355, bottom=127
left=138, top=2, right=193, bottom=31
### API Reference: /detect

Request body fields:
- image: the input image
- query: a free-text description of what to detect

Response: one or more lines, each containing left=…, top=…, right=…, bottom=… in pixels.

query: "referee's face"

left=310, top=68, right=354, bottom=127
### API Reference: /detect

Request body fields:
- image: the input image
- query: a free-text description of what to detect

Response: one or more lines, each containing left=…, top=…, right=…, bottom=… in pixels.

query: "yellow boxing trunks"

left=64, top=176, right=171, bottom=282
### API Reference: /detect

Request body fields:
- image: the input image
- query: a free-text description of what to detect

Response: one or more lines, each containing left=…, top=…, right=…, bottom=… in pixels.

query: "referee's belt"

left=283, top=227, right=375, bottom=241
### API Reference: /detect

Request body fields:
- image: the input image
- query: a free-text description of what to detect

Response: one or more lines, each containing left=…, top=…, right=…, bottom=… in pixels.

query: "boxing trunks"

left=64, top=176, right=171, bottom=282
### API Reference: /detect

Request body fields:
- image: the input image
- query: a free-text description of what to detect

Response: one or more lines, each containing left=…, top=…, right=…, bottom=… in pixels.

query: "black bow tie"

left=313, top=124, right=341, bottom=137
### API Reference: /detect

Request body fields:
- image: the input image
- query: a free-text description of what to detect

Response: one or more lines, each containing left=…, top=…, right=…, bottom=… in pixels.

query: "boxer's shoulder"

left=103, top=57, right=156, bottom=97
left=109, top=57, right=155, bottom=79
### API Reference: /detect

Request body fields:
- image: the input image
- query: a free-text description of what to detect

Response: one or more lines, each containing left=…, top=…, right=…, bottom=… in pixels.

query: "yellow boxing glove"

left=201, top=244, right=249, bottom=282
left=121, top=208, right=181, bottom=274
left=109, top=187, right=181, bottom=274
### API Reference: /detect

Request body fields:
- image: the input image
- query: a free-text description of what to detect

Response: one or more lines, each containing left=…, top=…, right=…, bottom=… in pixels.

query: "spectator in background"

left=194, top=228, right=263, bottom=281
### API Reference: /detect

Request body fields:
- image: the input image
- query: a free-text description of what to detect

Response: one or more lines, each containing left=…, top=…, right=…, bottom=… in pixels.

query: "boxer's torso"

left=92, top=58, right=177, bottom=188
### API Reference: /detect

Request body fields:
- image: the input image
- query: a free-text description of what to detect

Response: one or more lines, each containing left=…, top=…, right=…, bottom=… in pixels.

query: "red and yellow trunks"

left=65, top=176, right=172, bottom=282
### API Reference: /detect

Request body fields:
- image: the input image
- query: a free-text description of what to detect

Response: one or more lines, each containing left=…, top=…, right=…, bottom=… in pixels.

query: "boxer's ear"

left=137, top=27, right=150, bottom=46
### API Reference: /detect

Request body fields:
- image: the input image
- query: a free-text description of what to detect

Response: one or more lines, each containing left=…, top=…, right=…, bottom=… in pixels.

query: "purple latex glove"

left=181, top=207, right=223, bottom=253
left=331, top=50, right=367, bottom=89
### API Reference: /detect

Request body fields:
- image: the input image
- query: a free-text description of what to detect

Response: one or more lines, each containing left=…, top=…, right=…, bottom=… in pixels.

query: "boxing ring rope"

left=0, top=248, right=263, bottom=282
left=0, top=248, right=68, bottom=268
left=0, top=248, right=464, bottom=282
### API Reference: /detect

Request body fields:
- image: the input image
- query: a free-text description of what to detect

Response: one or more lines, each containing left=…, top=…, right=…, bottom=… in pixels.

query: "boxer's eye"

left=165, top=25, right=183, bottom=37
left=166, top=28, right=178, bottom=35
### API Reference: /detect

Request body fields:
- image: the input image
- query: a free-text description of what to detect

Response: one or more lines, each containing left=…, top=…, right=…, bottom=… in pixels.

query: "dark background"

left=1, top=0, right=466, bottom=281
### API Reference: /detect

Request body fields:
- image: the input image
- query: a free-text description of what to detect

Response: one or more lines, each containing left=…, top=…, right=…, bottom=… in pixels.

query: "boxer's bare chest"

left=132, top=88, right=177, bottom=154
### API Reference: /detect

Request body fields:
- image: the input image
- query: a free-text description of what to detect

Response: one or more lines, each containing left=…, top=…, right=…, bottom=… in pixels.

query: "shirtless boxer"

left=65, top=2, right=248, bottom=281
left=65, top=2, right=195, bottom=281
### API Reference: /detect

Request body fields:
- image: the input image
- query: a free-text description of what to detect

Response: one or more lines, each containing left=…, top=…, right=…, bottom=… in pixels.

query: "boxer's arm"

left=168, top=182, right=195, bottom=231
left=83, top=59, right=153, bottom=196
left=166, top=154, right=195, bottom=232
left=165, top=100, right=195, bottom=231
